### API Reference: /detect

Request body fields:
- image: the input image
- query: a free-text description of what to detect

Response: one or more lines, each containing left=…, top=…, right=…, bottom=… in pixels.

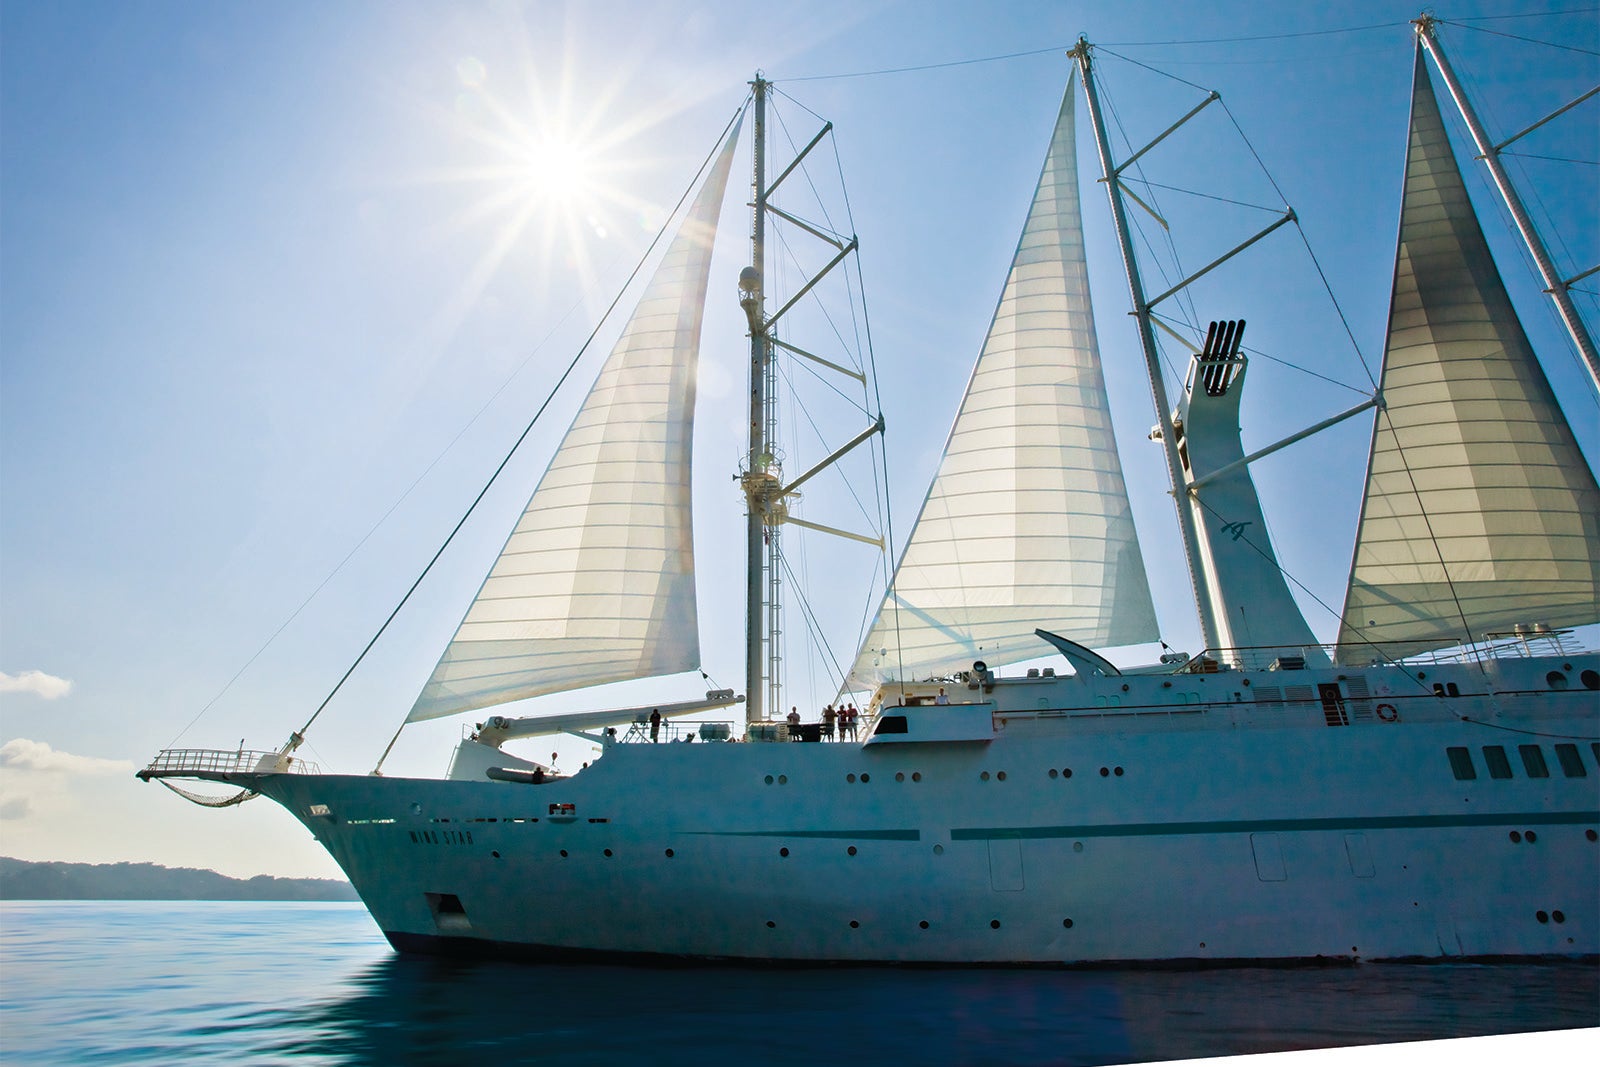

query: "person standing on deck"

left=649, top=708, right=661, bottom=743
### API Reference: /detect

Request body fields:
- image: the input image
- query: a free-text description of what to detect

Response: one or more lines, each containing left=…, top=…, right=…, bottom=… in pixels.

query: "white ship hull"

left=250, top=654, right=1599, bottom=965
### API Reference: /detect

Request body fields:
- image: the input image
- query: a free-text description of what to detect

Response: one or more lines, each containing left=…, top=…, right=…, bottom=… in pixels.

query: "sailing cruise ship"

left=141, top=21, right=1599, bottom=965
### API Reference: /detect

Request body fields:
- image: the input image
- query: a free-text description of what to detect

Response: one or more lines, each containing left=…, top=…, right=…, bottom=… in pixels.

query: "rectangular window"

left=1554, top=743, right=1587, bottom=778
left=1481, top=745, right=1513, bottom=779
left=1519, top=745, right=1549, bottom=779
left=1446, top=746, right=1476, bottom=781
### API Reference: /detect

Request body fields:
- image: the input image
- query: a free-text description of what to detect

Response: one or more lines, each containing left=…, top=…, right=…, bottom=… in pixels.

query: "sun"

left=393, top=31, right=724, bottom=346
left=393, top=55, right=643, bottom=341
left=511, top=136, right=594, bottom=205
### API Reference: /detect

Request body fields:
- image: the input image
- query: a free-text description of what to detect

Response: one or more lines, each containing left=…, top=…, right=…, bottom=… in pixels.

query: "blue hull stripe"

left=684, top=829, right=922, bottom=841
left=950, top=811, right=1600, bottom=841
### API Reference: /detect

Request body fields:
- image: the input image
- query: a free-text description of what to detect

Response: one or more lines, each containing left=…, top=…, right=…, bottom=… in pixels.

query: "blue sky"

left=2, top=0, right=1595, bottom=878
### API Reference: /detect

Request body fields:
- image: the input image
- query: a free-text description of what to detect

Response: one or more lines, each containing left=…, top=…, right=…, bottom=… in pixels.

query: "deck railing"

left=1182, top=632, right=1589, bottom=673
left=137, top=748, right=321, bottom=779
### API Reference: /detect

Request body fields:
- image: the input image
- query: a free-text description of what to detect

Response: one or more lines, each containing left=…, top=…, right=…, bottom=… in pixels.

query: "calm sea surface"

left=0, top=901, right=1594, bottom=1065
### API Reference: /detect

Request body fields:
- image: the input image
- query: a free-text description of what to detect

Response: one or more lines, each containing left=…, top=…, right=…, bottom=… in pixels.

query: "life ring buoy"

left=1375, top=703, right=1398, bottom=723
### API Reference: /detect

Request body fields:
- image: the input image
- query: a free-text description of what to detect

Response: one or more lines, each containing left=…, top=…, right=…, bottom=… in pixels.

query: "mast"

left=739, top=75, right=772, bottom=725
left=1070, top=38, right=1222, bottom=650
left=1414, top=15, right=1600, bottom=394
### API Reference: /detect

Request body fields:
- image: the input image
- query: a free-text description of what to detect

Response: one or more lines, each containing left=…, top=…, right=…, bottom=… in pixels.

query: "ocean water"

left=0, top=901, right=1593, bottom=1065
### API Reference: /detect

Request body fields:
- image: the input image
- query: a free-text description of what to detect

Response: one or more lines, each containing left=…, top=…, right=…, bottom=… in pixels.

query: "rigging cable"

left=782, top=20, right=1418, bottom=84
left=1436, top=18, right=1600, bottom=57
left=776, top=552, right=852, bottom=700
left=1097, top=46, right=1380, bottom=395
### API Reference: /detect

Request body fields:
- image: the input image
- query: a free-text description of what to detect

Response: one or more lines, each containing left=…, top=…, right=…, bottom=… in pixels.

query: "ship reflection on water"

left=272, top=951, right=1598, bottom=1065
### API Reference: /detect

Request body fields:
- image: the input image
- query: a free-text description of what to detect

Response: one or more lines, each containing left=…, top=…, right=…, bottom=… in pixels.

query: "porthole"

left=1113, top=766, right=1124, bottom=777
left=1062, top=768, right=1072, bottom=778
left=1537, top=911, right=1550, bottom=923
left=491, top=850, right=501, bottom=859
left=912, top=772, right=921, bottom=782
left=1587, top=830, right=1597, bottom=842
left=859, top=773, right=869, bottom=783
left=1049, top=769, right=1059, bottom=779
left=766, top=920, right=776, bottom=928
left=1553, top=910, right=1566, bottom=923
left=765, top=775, right=774, bottom=785
left=603, top=849, right=613, bottom=857
left=1073, top=841, right=1084, bottom=852
left=1581, top=669, right=1599, bottom=690
left=933, top=844, right=944, bottom=856
left=990, top=919, right=1002, bottom=929
left=665, top=849, right=674, bottom=857
left=1099, top=767, right=1109, bottom=777
left=1510, top=831, right=1522, bottom=843
left=847, top=846, right=857, bottom=856
left=895, top=772, right=905, bottom=782
left=559, top=849, right=568, bottom=858
left=980, top=771, right=990, bottom=781
left=1545, top=671, right=1569, bottom=691
left=1526, top=830, right=1538, bottom=843
left=846, top=773, right=856, bottom=783
left=996, top=770, right=1007, bottom=781
left=849, top=920, right=860, bottom=929
left=780, top=847, right=789, bottom=857
left=919, top=920, right=930, bottom=929
left=1063, top=918, right=1074, bottom=928
left=777, top=774, right=788, bottom=785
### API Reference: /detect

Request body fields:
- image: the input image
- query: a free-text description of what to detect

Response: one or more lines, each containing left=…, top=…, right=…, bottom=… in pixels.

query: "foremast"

left=738, top=76, right=883, bottom=723
left=738, top=76, right=772, bottom=726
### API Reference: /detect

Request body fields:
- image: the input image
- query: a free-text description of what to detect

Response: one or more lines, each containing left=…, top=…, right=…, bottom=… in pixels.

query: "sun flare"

left=512, top=137, right=594, bottom=204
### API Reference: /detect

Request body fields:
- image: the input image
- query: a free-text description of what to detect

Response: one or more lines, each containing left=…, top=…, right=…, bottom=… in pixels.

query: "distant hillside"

left=0, top=857, right=359, bottom=901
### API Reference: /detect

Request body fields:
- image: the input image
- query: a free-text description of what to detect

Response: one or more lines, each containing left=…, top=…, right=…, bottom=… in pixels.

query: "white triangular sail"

left=849, top=78, right=1158, bottom=686
left=408, top=123, right=742, bottom=722
left=1335, top=54, right=1600, bottom=662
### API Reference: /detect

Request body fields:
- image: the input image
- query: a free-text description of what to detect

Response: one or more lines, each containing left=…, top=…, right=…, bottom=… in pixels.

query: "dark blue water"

left=1, top=902, right=1593, bottom=1065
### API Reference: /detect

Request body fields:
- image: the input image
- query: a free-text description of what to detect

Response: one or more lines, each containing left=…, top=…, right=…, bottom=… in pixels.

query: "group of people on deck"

left=784, top=703, right=860, bottom=740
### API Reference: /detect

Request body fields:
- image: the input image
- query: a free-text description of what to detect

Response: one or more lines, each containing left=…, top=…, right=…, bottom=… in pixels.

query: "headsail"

left=849, top=78, right=1158, bottom=686
left=407, top=121, right=743, bottom=722
left=1335, top=53, right=1600, bottom=662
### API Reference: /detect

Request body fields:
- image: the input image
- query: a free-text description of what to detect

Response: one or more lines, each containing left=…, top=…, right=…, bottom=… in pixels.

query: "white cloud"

left=0, top=796, right=30, bottom=820
left=0, top=670, right=73, bottom=699
left=0, top=738, right=132, bottom=776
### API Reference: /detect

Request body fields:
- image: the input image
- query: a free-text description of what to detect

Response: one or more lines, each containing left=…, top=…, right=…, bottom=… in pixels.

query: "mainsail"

left=1336, top=53, right=1600, bottom=661
left=850, top=78, right=1158, bottom=686
left=408, top=123, right=742, bottom=722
